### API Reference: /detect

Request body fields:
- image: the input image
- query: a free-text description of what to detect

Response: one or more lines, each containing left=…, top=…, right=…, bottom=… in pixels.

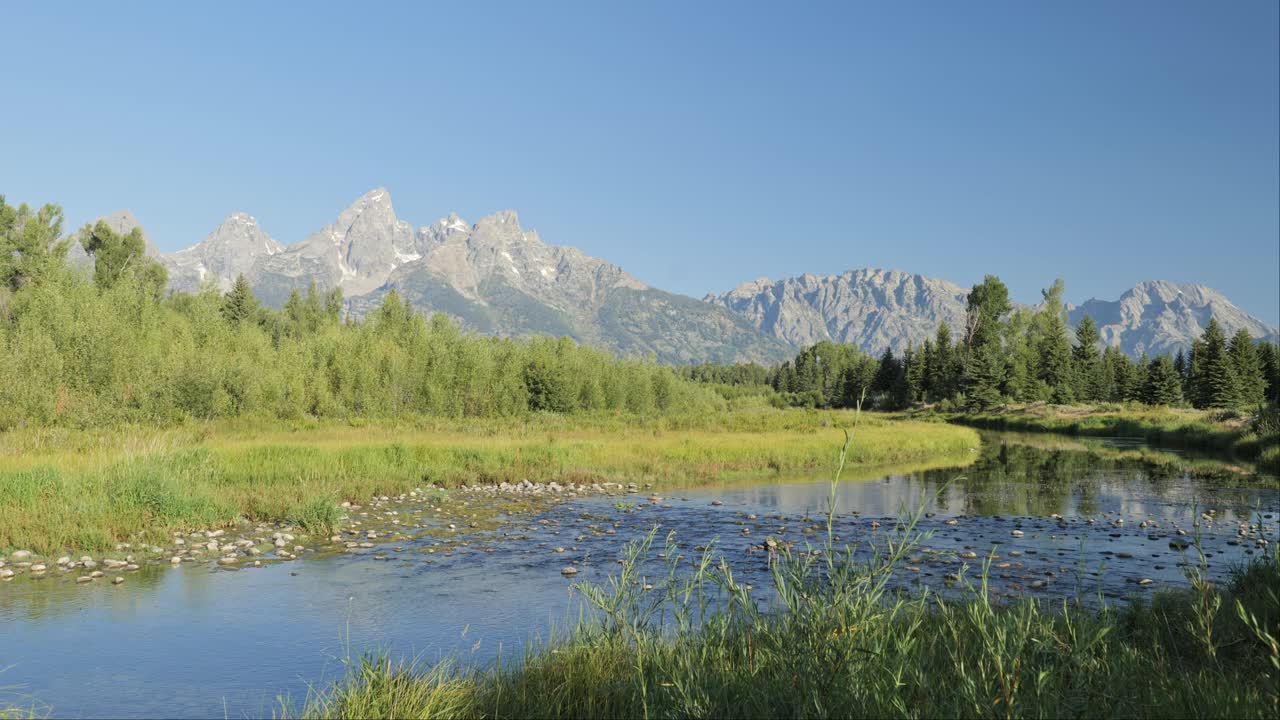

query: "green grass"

left=291, top=516, right=1280, bottom=720
left=940, top=403, right=1278, bottom=469
left=0, top=409, right=979, bottom=556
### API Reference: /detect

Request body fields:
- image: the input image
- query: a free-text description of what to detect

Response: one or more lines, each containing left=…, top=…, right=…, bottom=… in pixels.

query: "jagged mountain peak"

left=708, top=267, right=969, bottom=354
left=160, top=210, right=283, bottom=291
left=1070, top=280, right=1278, bottom=356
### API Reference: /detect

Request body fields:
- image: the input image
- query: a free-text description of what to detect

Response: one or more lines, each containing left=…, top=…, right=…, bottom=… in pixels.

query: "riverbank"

left=939, top=403, right=1277, bottom=467
left=0, top=410, right=979, bottom=558
left=293, top=521, right=1280, bottom=720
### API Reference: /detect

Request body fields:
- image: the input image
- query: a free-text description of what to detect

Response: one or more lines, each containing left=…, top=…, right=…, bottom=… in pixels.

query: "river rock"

left=561, top=566, right=578, bottom=576
left=10, top=550, right=32, bottom=561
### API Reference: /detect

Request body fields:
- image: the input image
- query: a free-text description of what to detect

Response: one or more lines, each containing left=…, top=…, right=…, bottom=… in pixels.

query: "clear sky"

left=2, top=1, right=1277, bottom=323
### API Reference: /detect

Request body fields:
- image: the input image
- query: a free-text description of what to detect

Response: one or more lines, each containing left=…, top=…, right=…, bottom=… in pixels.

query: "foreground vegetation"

left=0, top=410, right=978, bottom=556
left=293, top=504, right=1280, bottom=719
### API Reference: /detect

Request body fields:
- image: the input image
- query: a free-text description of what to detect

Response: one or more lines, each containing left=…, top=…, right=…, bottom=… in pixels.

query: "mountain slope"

left=1068, top=281, right=1280, bottom=356
left=251, top=188, right=419, bottom=306
left=164, top=212, right=284, bottom=292
left=100, top=187, right=1275, bottom=365
left=351, top=209, right=794, bottom=363
left=707, top=268, right=970, bottom=355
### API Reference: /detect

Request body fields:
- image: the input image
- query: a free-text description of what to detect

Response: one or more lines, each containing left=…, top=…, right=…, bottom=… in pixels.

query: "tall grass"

left=292, top=411, right=1280, bottom=719
left=0, top=410, right=979, bottom=555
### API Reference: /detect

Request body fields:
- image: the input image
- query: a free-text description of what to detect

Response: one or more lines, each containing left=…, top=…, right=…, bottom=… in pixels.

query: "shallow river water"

left=1, top=433, right=1276, bottom=718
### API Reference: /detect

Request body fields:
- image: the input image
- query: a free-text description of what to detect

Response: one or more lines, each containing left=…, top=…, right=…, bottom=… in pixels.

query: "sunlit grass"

left=0, top=410, right=979, bottom=555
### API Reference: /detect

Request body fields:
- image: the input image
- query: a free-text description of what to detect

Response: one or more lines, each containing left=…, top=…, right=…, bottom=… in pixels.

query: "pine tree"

left=964, top=342, right=1006, bottom=411
left=1142, top=356, right=1183, bottom=406
left=872, top=348, right=900, bottom=407
left=1037, top=311, right=1074, bottom=403
left=1072, top=315, right=1102, bottom=402
left=1191, top=319, right=1239, bottom=408
left=1228, top=329, right=1265, bottom=406
left=1110, top=351, right=1139, bottom=402
left=1258, top=342, right=1280, bottom=405
left=222, top=274, right=260, bottom=326
left=904, top=343, right=925, bottom=404
left=929, top=322, right=959, bottom=402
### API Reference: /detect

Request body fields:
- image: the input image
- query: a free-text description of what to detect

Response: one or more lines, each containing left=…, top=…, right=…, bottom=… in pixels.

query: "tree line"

left=683, top=276, right=1280, bottom=413
left=0, top=196, right=723, bottom=428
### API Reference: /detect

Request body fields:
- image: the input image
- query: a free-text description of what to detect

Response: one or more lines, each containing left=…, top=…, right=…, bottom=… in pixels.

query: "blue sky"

left=2, top=1, right=1277, bottom=323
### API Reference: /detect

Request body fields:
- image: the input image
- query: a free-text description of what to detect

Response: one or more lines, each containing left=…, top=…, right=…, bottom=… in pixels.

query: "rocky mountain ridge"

left=88, top=188, right=1277, bottom=363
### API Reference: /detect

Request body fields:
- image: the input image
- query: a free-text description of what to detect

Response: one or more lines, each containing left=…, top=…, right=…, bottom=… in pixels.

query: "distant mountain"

left=92, top=188, right=1276, bottom=364
left=348, top=208, right=794, bottom=364
left=706, top=269, right=970, bottom=355
left=130, top=189, right=791, bottom=364
left=713, top=270, right=1278, bottom=358
left=1068, top=281, right=1280, bottom=357
left=164, top=212, right=284, bottom=293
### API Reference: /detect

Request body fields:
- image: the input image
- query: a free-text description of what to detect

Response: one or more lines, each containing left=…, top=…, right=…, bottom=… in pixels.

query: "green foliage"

left=1193, top=319, right=1240, bottom=409
left=0, top=196, right=68, bottom=295
left=1072, top=314, right=1102, bottom=401
left=222, top=274, right=260, bottom=326
left=963, top=273, right=1011, bottom=350
left=79, top=219, right=167, bottom=295
left=1142, top=356, right=1184, bottom=406
left=962, top=342, right=1005, bottom=411
left=1036, top=280, right=1075, bottom=403
left=0, top=241, right=721, bottom=428
left=1229, top=328, right=1267, bottom=406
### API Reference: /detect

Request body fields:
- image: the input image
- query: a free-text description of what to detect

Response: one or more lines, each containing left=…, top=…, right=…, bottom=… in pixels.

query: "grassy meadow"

left=0, top=409, right=979, bottom=556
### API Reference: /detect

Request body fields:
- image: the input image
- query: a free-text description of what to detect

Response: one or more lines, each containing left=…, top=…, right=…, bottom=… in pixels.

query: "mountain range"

left=90, top=188, right=1278, bottom=364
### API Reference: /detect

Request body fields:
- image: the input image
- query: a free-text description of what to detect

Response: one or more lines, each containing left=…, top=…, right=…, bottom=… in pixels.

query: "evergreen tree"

left=1071, top=315, right=1102, bottom=402
left=222, top=274, right=260, bottom=326
left=964, top=342, right=1006, bottom=411
left=1186, top=340, right=1203, bottom=403
left=1258, top=342, right=1280, bottom=404
left=928, top=322, right=959, bottom=402
left=1228, top=329, right=1265, bottom=406
left=1191, top=319, right=1239, bottom=408
left=1036, top=311, right=1074, bottom=403
left=904, top=343, right=926, bottom=404
left=871, top=348, right=901, bottom=407
left=1110, top=350, right=1140, bottom=402
left=1142, top=356, right=1183, bottom=406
